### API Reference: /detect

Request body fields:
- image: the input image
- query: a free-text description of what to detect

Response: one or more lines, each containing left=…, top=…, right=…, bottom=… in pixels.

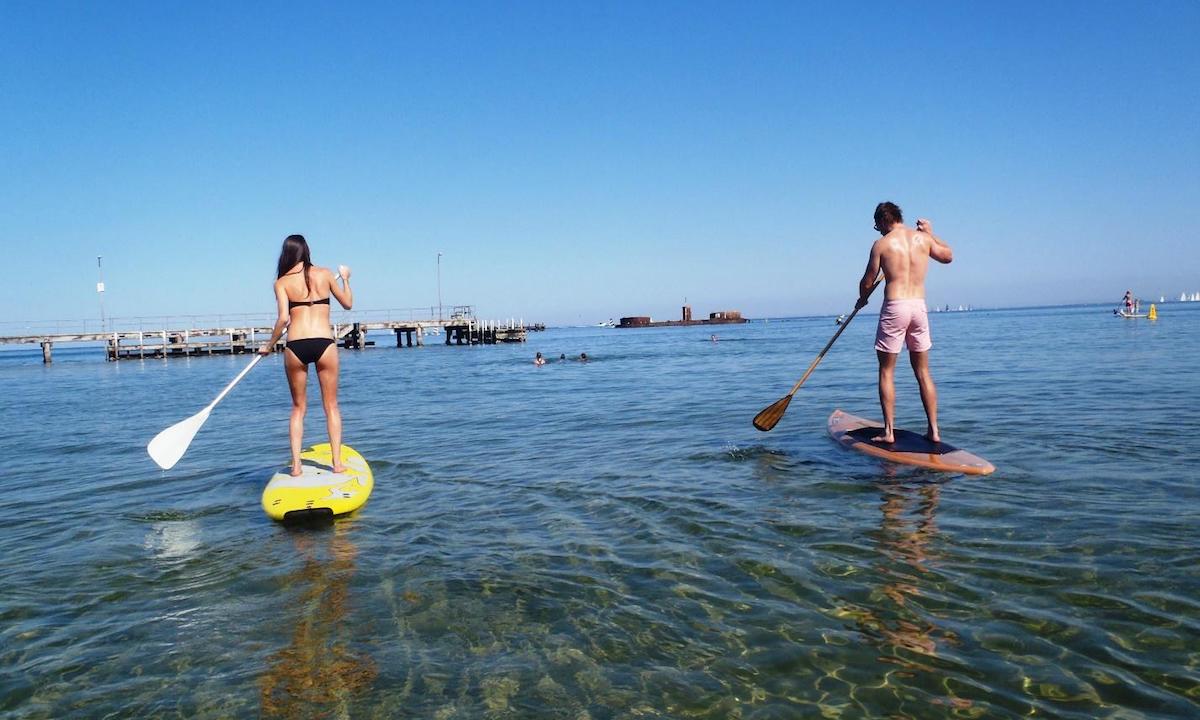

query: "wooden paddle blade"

left=752, top=393, right=793, bottom=432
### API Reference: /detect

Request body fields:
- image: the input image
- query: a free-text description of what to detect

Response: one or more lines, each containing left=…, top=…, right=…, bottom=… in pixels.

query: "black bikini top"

left=289, top=297, right=331, bottom=310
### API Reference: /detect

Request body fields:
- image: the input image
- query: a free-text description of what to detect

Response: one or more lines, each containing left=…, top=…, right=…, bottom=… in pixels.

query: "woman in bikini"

left=259, top=235, right=354, bottom=476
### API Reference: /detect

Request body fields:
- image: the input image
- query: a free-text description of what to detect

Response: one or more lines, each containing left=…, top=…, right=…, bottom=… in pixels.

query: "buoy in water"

left=1149, top=304, right=1158, bottom=320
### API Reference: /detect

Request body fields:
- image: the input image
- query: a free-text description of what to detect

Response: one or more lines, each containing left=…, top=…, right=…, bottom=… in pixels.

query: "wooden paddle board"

left=828, top=409, right=995, bottom=475
left=262, top=443, right=373, bottom=522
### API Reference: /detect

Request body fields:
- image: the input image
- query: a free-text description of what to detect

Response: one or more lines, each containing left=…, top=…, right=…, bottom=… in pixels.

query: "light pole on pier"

left=437, top=251, right=443, bottom=321
left=97, top=256, right=106, bottom=334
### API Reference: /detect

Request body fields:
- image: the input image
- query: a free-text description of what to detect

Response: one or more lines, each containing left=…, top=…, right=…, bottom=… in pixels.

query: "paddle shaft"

left=211, top=354, right=263, bottom=407
left=782, top=275, right=882, bottom=399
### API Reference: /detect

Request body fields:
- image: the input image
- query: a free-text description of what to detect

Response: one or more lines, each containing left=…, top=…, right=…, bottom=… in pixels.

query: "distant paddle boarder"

left=260, top=235, right=354, bottom=476
left=1119, top=290, right=1141, bottom=316
left=856, top=203, right=953, bottom=444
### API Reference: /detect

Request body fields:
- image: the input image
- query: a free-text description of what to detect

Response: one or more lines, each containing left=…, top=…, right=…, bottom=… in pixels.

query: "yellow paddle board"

left=262, top=443, right=373, bottom=522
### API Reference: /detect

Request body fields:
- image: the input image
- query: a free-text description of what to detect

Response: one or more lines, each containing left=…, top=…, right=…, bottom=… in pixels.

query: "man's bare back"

left=859, top=219, right=953, bottom=301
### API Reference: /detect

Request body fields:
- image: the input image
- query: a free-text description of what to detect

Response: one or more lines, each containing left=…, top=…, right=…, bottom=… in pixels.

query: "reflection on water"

left=864, top=484, right=945, bottom=662
left=837, top=481, right=947, bottom=665
left=145, top=519, right=202, bottom=559
left=259, top=523, right=377, bottom=718
left=872, top=481, right=945, bottom=662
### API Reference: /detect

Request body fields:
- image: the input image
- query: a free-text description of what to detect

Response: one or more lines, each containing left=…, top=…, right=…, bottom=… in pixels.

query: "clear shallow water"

left=2, top=304, right=1198, bottom=718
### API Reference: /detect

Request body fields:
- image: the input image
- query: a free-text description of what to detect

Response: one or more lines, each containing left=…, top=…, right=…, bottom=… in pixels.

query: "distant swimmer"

left=578, top=352, right=589, bottom=362
left=711, top=334, right=719, bottom=343
left=856, top=202, right=953, bottom=444
left=534, top=352, right=546, bottom=366
left=559, top=353, right=566, bottom=361
left=259, top=235, right=354, bottom=476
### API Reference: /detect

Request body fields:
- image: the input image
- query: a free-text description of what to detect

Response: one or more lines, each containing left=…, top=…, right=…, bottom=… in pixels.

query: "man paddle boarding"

left=856, top=202, right=953, bottom=444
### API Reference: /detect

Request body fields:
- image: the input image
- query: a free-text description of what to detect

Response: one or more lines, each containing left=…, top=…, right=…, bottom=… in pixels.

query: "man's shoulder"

left=908, top=229, right=932, bottom=249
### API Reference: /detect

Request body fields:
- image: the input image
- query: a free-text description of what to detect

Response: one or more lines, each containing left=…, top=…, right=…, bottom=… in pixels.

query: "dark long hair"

left=276, top=234, right=313, bottom=297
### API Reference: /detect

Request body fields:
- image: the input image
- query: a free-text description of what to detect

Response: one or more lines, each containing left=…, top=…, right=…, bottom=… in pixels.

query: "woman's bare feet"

left=290, top=463, right=303, bottom=477
left=925, top=426, right=941, bottom=443
left=872, top=429, right=895, bottom=444
left=331, top=463, right=346, bottom=474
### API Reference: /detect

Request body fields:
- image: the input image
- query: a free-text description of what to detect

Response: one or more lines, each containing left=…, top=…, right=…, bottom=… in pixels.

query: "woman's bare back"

left=275, top=266, right=344, bottom=340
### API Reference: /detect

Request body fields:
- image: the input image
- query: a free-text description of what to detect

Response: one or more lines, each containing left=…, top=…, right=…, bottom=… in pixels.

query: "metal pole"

left=97, top=256, right=106, bottom=334
left=437, top=252, right=443, bottom=321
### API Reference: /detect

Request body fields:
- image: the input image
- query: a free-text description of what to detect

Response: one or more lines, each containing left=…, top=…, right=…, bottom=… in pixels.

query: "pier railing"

left=0, top=305, right=472, bottom=338
left=0, top=304, right=544, bottom=363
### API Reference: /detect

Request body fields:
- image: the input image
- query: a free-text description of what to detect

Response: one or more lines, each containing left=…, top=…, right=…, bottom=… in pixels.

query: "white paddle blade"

left=147, top=406, right=212, bottom=470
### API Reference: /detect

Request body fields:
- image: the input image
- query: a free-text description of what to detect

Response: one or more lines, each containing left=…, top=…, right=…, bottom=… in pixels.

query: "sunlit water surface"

left=2, top=304, right=1198, bottom=718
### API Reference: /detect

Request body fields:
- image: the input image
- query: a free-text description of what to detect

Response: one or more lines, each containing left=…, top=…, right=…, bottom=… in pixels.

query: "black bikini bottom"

left=286, top=337, right=335, bottom=365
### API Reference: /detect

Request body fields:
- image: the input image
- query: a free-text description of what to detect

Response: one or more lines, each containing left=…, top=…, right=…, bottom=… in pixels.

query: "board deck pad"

left=828, top=409, right=995, bottom=476
left=262, top=443, right=373, bottom=522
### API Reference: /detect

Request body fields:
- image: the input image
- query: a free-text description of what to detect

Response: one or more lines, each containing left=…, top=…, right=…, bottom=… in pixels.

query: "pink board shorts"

left=875, top=299, right=932, bottom=354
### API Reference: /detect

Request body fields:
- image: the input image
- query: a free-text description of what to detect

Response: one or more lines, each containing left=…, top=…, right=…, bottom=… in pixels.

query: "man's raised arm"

left=918, top=218, right=953, bottom=264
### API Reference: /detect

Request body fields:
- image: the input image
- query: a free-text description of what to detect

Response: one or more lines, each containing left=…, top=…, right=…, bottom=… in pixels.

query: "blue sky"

left=1, top=1, right=1197, bottom=326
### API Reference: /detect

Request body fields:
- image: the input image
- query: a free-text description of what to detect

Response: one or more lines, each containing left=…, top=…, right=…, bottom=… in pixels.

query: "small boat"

left=596, top=319, right=616, bottom=328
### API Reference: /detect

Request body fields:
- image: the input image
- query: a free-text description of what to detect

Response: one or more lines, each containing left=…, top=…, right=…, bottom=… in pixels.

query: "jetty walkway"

left=1, top=306, right=543, bottom=363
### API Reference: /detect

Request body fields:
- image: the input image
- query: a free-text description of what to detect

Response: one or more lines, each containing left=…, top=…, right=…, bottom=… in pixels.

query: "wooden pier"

left=0, top=306, right=539, bottom=363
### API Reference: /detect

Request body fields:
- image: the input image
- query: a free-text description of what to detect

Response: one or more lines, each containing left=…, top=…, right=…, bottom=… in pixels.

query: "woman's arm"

left=330, top=265, right=353, bottom=310
left=259, top=282, right=291, bottom=353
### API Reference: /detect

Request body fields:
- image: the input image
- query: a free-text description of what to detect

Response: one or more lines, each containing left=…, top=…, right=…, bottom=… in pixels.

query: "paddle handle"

left=784, top=275, right=882, bottom=398
left=209, top=354, right=263, bottom=408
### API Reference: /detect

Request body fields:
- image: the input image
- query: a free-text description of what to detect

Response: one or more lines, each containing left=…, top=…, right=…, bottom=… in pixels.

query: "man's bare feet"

left=290, top=463, right=303, bottom=477
left=331, top=464, right=346, bottom=474
left=925, top=427, right=941, bottom=443
left=872, top=431, right=895, bottom=444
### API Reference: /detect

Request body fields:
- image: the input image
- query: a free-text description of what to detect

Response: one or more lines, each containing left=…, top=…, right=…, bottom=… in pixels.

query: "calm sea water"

left=2, top=304, right=1198, bottom=719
